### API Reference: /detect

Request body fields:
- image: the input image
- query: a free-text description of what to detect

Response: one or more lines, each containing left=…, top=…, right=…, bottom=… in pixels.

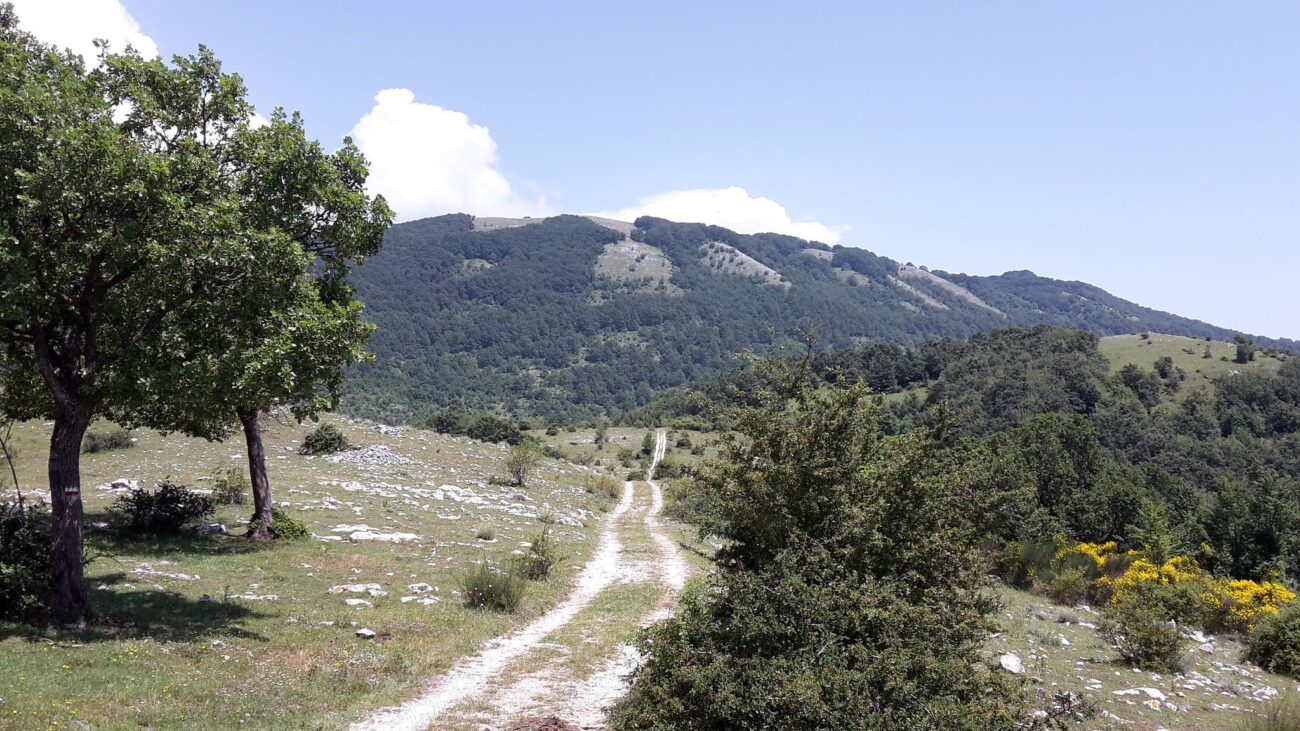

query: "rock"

left=1199, top=642, right=1216, bottom=654
left=355, top=628, right=376, bottom=639
left=349, top=530, right=419, bottom=543
left=198, top=523, right=227, bottom=535
left=210, top=640, right=224, bottom=649
left=96, top=478, right=139, bottom=492
left=199, top=594, right=215, bottom=604
left=407, top=582, right=434, bottom=594
left=327, top=583, right=383, bottom=595
left=344, top=598, right=374, bottom=608
left=1114, top=687, right=1167, bottom=702
left=999, top=653, right=1024, bottom=674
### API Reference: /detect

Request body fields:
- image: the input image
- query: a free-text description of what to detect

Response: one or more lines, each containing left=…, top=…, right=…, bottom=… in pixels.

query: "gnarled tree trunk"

left=48, top=404, right=92, bottom=622
left=239, top=408, right=273, bottom=539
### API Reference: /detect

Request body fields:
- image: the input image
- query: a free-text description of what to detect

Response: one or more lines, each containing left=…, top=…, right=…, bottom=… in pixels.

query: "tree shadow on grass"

left=82, top=509, right=276, bottom=559
left=0, top=571, right=270, bottom=643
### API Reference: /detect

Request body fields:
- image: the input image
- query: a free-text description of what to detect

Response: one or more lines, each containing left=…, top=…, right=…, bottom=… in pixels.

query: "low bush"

left=1237, top=695, right=1300, bottom=731
left=1047, top=567, right=1091, bottom=605
left=1100, top=592, right=1187, bottom=672
left=463, top=560, right=528, bottom=613
left=298, top=424, right=349, bottom=456
left=0, top=503, right=51, bottom=622
left=111, top=481, right=214, bottom=535
left=1247, top=604, right=1300, bottom=678
left=82, top=426, right=134, bottom=454
left=476, top=527, right=496, bottom=541
left=466, top=414, right=524, bottom=445
left=209, top=467, right=248, bottom=505
left=518, top=527, right=566, bottom=581
left=582, top=473, right=620, bottom=501
left=249, top=508, right=310, bottom=541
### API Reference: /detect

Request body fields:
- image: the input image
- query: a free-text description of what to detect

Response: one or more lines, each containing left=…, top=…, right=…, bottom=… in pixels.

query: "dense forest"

left=644, top=326, right=1300, bottom=583
left=345, top=214, right=1297, bottom=423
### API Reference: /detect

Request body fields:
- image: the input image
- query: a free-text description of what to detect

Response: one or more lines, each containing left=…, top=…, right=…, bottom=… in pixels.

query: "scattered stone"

left=999, top=653, right=1024, bottom=674
left=1114, top=687, right=1167, bottom=702
left=406, top=582, right=434, bottom=594
left=95, top=478, right=139, bottom=492
left=198, top=523, right=227, bottom=535
left=210, top=640, right=224, bottom=649
left=355, top=628, right=376, bottom=639
left=327, top=583, right=383, bottom=595
left=344, top=598, right=374, bottom=608
left=508, top=717, right=581, bottom=731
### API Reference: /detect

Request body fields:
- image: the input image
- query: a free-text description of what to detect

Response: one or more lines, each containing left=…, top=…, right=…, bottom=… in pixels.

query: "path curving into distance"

left=350, top=430, right=688, bottom=731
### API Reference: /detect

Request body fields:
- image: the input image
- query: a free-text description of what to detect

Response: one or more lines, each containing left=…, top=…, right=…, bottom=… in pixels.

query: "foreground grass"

left=0, top=417, right=615, bottom=730
left=992, top=585, right=1300, bottom=730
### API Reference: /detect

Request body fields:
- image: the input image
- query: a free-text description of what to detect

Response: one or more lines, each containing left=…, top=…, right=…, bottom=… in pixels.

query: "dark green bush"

left=0, top=503, right=51, bottom=622
left=82, top=426, right=134, bottom=454
left=1100, top=592, right=1187, bottom=672
left=466, top=414, right=524, bottom=445
left=298, top=423, right=349, bottom=455
left=110, top=481, right=214, bottom=535
left=1248, top=604, right=1300, bottom=678
left=209, top=467, right=248, bottom=505
left=248, top=508, right=310, bottom=541
left=463, top=560, right=528, bottom=613
left=611, top=364, right=1027, bottom=730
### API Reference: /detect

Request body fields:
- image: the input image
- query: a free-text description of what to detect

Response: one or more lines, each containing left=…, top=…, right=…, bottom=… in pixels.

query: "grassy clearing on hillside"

left=992, top=586, right=1300, bottom=730
left=1100, top=334, right=1287, bottom=401
left=537, top=427, right=723, bottom=474
left=0, top=417, right=612, bottom=730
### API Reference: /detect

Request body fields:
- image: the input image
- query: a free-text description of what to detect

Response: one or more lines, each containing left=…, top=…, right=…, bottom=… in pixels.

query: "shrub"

left=466, top=414, right=524, bottom=445
left=625, top=469, right=645, bottom=481
left=1048, top=567, right=1091, bottom=605
left=209, top=467, right=248, bottom=505
left=298, top=423, right=349, bottom=455
left=248, top=508, right=310, bottom=541
left=675, top=434, right=693, bottom=449
left=582, top=473, right=620, bottom=501
left=463, top=560, right=528, bottom=613
left=82, top=426, right=134, bottom=454
left=0, top=503, right=51, bottom=622
left=1100, top=592, right=1186, bottom=672
left=504, top=439, right=544, bottom=487
left=476, top=527, right=496, bottom=541
left=1247, top=604, right=1300, bottom=678
left=517, top=527, right=566, bottom=580
left=545, top=426, right=559, bottom=436
left=111, top=481, right=214, bottom=535
left=1238, top=696, right=1300, bottom=731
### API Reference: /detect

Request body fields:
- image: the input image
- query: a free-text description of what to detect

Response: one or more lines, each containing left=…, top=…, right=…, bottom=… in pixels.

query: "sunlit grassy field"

left=1099, top=333, right=1288, bottom=402
left=0, top=417, right=616, bottom=730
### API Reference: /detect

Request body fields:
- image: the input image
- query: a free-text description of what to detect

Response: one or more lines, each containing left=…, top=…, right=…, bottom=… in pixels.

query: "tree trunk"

left=48, top=405, right=92, bottom=622
left=239, top=408, right=273, bottom=539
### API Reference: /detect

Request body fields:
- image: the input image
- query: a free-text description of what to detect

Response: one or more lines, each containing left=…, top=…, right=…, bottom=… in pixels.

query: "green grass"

left=992, top=585, right=1299, bottom=730
left=1099, top=333, right=1288, bottom=402
left=0, top=416, right=609, bottom=730
left=537, top=427, right=723, bottom=472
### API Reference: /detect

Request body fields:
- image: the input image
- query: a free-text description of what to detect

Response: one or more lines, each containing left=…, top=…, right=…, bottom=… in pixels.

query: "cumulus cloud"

left=9, top=0, right=158, bottom=61
left=349, top=88, right=549, bottom=221
left=595, top=186, right=847, bottom=244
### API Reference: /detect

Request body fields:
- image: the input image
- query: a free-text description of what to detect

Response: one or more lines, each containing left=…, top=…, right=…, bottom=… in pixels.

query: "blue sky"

left=17, top=1, right=1300, bottom=339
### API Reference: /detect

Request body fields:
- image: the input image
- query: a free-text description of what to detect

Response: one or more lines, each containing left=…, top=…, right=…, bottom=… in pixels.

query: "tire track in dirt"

left=350, top=430, right=689, bottom=731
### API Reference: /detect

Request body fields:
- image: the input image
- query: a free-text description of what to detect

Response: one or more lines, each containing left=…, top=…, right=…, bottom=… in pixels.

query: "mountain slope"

left=344, top=214, right=1295, bottom=422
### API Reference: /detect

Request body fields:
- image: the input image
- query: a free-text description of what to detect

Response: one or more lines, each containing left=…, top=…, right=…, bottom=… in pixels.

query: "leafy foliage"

left=504, top=438, right=544, bottom=487
left=611, top=360, right=1027, bottom=730
left=517, top=527, right=566, bottom=581
left=209, top=467, right=249, bottom=506
left=110, top=481, right=215, bottom=535
left=1249, top=604, right=1300, bottom=679
left=1099, top=591, right=1187, bottom=672
left=248, top=508, right=309, bottom=541
left=462, top=560, right=528, bottom=613
left=298, top=424, right=349, bottom=456
left=81, top=427, right=135, bottom=454
left=0, top=503, right=51, bottom=622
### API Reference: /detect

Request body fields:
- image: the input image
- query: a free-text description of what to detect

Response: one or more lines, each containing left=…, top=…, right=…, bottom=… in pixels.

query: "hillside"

left=344, top=214, right=1296, bottom=422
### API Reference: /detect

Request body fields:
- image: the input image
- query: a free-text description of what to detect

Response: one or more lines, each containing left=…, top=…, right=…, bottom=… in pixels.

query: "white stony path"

left=350, top=430, right=687, bottom=731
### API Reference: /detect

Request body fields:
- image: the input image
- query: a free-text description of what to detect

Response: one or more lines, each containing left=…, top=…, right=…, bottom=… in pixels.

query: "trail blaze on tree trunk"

left=48, top=407, right=92, bottom=622
left=239, top=409, right=273, bottom=539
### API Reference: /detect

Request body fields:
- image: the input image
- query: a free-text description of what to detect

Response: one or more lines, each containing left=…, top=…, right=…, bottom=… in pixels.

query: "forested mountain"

left=344, top=214, right=1296, bottom=422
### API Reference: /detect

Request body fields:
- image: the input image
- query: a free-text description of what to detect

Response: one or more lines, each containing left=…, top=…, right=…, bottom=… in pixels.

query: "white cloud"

left=10, top=0, right=158, bottom=61
left=349, top=88, right=548, bottom=221
left=595, top=186, right=847, bottom=244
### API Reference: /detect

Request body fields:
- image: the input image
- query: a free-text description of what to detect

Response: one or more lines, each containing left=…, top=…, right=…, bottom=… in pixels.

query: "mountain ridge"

left=342, top=213, right=1296, bottom=422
